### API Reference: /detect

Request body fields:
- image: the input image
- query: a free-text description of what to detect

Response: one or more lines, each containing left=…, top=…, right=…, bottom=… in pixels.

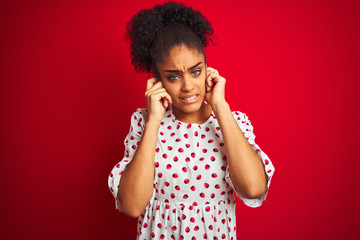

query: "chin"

left=174, top=99, right=205, bottom=113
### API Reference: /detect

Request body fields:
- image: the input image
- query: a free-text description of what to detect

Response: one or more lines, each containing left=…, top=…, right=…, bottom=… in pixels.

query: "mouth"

left=180, top=94, right=200, bottom=104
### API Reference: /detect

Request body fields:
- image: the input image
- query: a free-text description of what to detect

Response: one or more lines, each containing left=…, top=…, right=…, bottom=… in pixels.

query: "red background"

left=1, top=0, right=359, bottom=239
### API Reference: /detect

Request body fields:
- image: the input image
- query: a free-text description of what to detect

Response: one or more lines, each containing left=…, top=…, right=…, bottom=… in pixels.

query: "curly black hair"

left=126, top=1, right=215, bottom=76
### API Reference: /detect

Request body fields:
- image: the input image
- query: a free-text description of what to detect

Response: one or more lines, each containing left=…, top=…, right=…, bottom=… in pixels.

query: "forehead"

left=158, top=45, right=205, bottom=70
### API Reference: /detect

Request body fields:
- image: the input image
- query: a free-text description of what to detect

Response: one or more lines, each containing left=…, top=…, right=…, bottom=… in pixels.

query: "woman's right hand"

left=145, top=78, right=172, bottom=125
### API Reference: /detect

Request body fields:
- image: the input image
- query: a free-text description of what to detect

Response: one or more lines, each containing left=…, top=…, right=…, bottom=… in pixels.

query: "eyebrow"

left=164, top=62, right=202, bottom=73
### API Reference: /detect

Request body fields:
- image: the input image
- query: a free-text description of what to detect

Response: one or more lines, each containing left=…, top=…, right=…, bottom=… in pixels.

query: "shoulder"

left=130, top=108, right=148, bottom=126
left=231, top=110, right=250, bottom=123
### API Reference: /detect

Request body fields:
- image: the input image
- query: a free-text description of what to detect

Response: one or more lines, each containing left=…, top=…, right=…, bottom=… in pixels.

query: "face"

left=156, top=44, right=207, bottom=118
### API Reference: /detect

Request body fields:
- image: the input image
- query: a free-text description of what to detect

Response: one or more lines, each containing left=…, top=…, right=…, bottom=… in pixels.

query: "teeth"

left=183, top=95, right=197, bottom=100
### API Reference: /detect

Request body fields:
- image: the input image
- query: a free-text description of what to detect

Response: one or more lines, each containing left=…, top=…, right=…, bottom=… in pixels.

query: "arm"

left=212, top=103, right=267, bottom=199
left=118, top=78, right=172, bottom=218
left=205, top=67, right=267, bottom=199
left=118, top=120, right=159, bottom=218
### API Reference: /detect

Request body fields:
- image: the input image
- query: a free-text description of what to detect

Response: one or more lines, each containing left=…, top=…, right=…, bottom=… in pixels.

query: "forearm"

left=212, top=102, right=267, bottom=199
left=118, top=121, right=159, bottom=218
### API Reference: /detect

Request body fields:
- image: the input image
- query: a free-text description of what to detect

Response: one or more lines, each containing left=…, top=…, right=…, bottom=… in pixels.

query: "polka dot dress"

left=108, top=104, right=275, bottom=240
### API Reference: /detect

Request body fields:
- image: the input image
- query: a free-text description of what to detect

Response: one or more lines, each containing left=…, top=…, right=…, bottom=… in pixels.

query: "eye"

left=192, top=70, right=201, bottom=76
left=168, top=75, right=180, bottom=81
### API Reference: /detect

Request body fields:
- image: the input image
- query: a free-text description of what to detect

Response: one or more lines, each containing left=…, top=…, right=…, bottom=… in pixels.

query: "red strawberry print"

left=110, top=108, right=274, bottom=240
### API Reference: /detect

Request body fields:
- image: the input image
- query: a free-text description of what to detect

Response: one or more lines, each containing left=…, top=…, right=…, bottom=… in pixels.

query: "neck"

left=172, top=102, right=212, bottom=124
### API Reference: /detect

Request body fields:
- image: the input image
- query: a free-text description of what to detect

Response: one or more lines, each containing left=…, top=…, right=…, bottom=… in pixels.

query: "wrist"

left=211, top=101, right=230, bottom=114
left=145, top=120, right=161, bottom=130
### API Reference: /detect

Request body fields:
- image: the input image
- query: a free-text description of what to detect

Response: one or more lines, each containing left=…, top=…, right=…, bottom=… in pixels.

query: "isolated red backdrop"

left=1, top=0, right=359, bottom=239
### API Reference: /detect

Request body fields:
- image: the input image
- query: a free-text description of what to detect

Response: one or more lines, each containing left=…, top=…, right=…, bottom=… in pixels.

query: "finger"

left=148, top=88, right=172, bottom=103
left=207, top=67, right=219, bottom=75
left=162, top=98, right=169, bottom=108
left=146, top=81, right=165, bottom=95
left=206, top=72, right=216, bottom=87
left=146, top=77, right=158, bottom=90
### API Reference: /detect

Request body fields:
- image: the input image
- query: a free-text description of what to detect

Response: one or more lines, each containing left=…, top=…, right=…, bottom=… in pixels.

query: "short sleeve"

left=225, top=111, right=275, bottom=208
left=108, top=108, right=147, bottom=212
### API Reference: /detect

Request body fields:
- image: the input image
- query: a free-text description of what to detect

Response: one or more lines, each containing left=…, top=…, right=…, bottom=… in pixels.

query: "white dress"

left=108, top=104, right=275, bottom=240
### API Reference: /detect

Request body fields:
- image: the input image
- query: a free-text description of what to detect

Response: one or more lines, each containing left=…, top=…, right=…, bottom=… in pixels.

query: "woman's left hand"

left=205, top=67, right=227, bottom=108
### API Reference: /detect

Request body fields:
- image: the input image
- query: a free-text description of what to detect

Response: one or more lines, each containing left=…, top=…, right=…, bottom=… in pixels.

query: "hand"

left=145, top=78, right=172, bottom=124
left=205, top=67, right=227, bottom=108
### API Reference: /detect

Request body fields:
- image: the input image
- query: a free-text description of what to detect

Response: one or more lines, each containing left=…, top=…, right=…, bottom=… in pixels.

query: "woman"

left=108, top=2, right=275, bottom=239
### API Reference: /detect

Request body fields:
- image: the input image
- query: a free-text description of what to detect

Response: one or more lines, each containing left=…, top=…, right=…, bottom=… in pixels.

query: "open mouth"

left=180, top=94, right=199, bottom=104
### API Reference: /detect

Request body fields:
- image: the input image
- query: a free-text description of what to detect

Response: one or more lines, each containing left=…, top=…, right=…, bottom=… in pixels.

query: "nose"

left=181, top=74, right=195, bottom=92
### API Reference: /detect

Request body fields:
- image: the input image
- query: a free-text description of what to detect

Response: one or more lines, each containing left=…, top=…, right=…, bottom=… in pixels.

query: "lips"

left=180, top=94, right=199, bottom=104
